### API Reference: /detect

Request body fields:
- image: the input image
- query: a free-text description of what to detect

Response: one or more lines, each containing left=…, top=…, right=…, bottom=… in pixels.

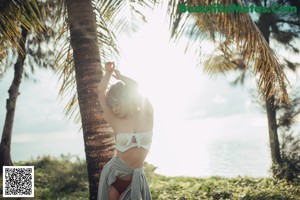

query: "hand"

left=113, top=69, right=122, bottom=80
left=105, top=62, right=115, bottom=73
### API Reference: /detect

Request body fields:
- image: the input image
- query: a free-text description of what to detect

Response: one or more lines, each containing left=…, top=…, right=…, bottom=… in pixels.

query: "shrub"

left=272, top=132, right=300, bottom=182
left=14, top=154, right=89, bottom=199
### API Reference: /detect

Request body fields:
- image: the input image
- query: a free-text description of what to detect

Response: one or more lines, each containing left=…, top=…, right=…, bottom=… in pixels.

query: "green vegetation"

left=151, top=176, right=300, bottom=200
left=1, top=155, right=299, bottom=199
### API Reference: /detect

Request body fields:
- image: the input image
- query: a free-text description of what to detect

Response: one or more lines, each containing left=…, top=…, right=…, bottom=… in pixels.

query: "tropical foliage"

left=55, top=0, right=159, bottom=123
left=272, top=132, right=300, bottom=182
left=1, top=0, right=299, bottom=198
left=0, top=155, right=299, bottom=200
left=0, top=0, right=43, bottom=62
left=0, top=0, right=59, bottom=172
left=54, top=0, right=160, bottom=198
left=168, top=0, right=289, bottom=102
left=168, top=0, right=300, bottom=176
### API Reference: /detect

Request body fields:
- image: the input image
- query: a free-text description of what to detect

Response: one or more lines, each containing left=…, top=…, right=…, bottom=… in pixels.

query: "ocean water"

left=10, top=116, right=272, bottom=178
left=147, top=116, right=272, bottom=178
left=3, top=68, right=272, bottom=178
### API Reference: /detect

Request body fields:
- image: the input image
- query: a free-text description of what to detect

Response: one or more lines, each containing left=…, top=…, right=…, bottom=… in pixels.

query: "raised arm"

left=98, top=62, right=115, bottom=122
left=113, top=70, right=138, bottom=88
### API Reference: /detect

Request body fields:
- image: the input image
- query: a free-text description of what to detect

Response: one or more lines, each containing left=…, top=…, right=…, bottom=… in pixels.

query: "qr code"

left=3, top=166, right=34, bottom=197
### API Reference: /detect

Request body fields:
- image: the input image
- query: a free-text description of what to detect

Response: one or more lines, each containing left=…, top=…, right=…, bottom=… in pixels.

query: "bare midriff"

left=115, top=147, right=149, bottom=181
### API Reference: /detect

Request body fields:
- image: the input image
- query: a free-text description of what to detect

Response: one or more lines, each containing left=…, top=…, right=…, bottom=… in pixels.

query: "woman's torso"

left=112, top=111, right=153, bottom=173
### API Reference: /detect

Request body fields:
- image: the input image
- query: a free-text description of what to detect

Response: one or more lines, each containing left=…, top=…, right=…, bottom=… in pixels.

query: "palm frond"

left=94, top=0, right=159, bottom=35
left=0, top=0, right=44, bottom=55
left=24, top=0, right=64, bottom=74
left=203, top=43, right=245, bottom=76
left=55, top=36, right=80, bottom=123
left=93, top=2, right=120, bottom=62
left=168, top=0, right=289, bottom=103
left=55, top=0, right=160, bottom=123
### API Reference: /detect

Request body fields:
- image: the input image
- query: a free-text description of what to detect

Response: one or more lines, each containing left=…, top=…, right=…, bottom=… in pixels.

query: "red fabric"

left=111, top=178, right=131, bottom=194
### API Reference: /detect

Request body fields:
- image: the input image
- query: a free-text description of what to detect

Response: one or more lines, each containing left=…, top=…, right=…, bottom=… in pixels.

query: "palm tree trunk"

left=65, top=0, right=115, bottom=199
left=257, top=13, right=283, bottom=166
left=265, top=95, right=282, bottom=164
left=0, top=27, right=28, bottom=174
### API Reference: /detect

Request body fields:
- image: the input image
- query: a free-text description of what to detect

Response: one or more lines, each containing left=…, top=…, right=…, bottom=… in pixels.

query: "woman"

left=97, top=62, right=154, bottom=200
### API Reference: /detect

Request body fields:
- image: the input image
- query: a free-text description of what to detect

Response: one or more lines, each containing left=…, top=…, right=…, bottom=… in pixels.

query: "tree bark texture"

left=0, top=27, right=28, bottom=173
left=66, top=0, right=115, bottom=199
left=257, top=13, right=283, bottom=165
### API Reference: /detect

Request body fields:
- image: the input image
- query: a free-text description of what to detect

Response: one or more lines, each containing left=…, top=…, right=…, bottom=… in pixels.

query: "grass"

left=1, top=155, right=300, bottom=199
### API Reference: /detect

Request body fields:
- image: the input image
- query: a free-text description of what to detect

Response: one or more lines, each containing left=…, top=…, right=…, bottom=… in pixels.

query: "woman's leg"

left=108, top=185, right=120, bottom=200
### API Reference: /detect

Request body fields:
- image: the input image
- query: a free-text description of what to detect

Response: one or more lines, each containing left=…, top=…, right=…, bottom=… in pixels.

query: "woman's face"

left=110, top=98, right=127, bottom=118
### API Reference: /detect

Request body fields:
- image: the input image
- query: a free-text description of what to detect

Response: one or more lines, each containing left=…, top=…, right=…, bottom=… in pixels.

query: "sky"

left=1, top=3, right=299, bottom=178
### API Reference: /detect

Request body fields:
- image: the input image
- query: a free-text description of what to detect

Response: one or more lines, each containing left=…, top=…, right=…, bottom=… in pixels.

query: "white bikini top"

left=115, top=131, right=153, bottom=152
